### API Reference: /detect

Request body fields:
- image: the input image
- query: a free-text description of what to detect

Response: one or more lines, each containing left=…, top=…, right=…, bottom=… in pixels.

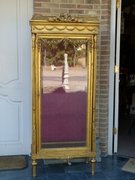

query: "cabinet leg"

left=91, top=157, right=96, bottom=175
left=32, top=159, right=37, bottom=178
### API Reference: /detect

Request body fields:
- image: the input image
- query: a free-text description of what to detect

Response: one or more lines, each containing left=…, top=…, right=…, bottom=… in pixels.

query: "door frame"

left=108, top=0, right=122, bottom=155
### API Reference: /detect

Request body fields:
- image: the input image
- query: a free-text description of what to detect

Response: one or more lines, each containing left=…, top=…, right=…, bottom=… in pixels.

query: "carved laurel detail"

left=48, top=13, right=83, bottom=23
left=41, top=38, right=90, bottom=50
left=41, top=38, right=63, bottom=47
left=88, top=38, right=93, bottom=52
left=37, top=39, right=42, bottom=52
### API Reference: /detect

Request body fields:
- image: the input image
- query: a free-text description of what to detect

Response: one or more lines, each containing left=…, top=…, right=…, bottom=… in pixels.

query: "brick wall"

left=34, top=0, right=111, bottom=156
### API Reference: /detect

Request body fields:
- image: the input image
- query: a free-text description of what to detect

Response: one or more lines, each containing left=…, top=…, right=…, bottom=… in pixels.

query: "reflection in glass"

left=41, top=40, right=87, bottom=148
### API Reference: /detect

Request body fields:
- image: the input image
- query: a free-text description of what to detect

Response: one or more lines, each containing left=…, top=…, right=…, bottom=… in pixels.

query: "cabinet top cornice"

left=30, top=13, right=99, bottom=23
left=30, top=14, right=100, bottom=34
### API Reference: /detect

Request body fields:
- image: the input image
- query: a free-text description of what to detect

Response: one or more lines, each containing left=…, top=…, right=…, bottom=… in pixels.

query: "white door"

left=0, top=0, right=33, bottom=155
left=113, top=0, right=122, bottom=153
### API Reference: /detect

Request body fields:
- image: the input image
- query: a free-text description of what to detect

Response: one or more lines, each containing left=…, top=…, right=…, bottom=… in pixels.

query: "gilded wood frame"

left=30, top=14, right=100, bottom=177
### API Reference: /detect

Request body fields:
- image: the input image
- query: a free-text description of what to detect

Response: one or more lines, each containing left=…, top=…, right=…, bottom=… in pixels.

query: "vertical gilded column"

left=36, top=38, right=42, bottom=152
left=31, top=33, right=37, bottom=178
left=86, top=37, right=92, bottom=164
left=86, top=37, right=93, bottom=149
left=91, top=35, right=97, bottom=175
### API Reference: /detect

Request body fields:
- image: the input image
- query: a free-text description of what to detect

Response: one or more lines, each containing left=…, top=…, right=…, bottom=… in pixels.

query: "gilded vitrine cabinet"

left=30, top=14, right=100, bottom=177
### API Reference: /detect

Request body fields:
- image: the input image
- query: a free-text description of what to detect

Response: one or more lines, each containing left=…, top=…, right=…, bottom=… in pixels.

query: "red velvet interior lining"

left=41, top=90, right=86, bottom=143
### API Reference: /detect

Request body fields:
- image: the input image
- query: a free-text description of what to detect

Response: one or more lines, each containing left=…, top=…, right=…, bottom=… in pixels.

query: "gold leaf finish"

left=30, top=14, right=100, bottom=178
left=32, top=26, right=99, bottom=33
left=34, top=26, right=45, bottom=30
left=76, top=27, right=85, bottom=31
left=55, top=26, right=66, bottom=30
left=66, top=26, right=75, bottom=31
left=45, top=25, right=55, bottom=31
left=86, top=27, right=97, bottom=32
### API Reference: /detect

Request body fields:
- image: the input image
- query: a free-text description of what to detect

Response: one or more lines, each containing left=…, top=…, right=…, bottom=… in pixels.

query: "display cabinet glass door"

left=40, top=39, right=87, bottom=149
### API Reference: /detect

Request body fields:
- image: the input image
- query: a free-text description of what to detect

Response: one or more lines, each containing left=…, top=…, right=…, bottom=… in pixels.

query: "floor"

left=0, top=155, right=135, bottom=180
left=1, top=105, right=135, bottom=180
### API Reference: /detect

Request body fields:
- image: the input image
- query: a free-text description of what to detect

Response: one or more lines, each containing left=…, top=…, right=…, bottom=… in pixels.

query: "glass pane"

left=41, top=39, right=87, bottom=148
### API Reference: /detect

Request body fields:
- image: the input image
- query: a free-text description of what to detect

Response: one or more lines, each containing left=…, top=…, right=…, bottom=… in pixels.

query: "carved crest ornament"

left=48, top=13, right=83, bottom=22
